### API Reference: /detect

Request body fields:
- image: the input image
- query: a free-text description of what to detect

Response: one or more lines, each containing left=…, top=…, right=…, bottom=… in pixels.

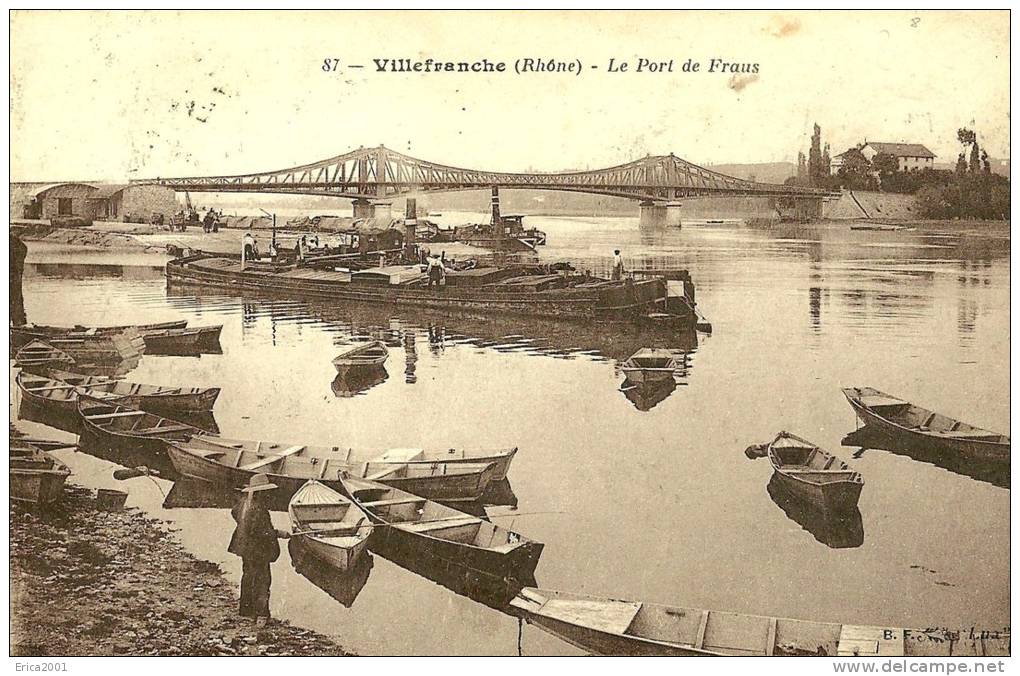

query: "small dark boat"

left=15, top=340, right=76, bottom=370
left=842, top=387, right=1010, bottom=462
left=619, top=348, right=677, bottom=384
left=167, top=436, right=497, bottom=503
left=17, top=370, right=220, bottom=418
left=289, top=480, right=373, bottom=571
left=141, top=325, right=223, bottom=355
left=748, top=432, right=863, bottom=512
left=332, top=341, right=388, bottom=373
left=77, top=396, right=206, bottom=461
left=342, top=475, right=543, bottom=582
left=10, top=438, right=72, bottom=506
left=10, top=320, right=187, bottom=349
left=510, top=588, right=1010, bottom=656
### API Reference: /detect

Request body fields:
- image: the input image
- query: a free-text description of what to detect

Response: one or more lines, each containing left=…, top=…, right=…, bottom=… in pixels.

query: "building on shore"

left=830, top=142, right=936, bottom=174
left=9, top=182, right=179, bottom=222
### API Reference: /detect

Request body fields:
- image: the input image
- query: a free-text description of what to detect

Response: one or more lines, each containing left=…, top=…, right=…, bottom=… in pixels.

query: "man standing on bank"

left=612, top=249, right=625, bottom=281
left=228, top=473, right=291, bottom=626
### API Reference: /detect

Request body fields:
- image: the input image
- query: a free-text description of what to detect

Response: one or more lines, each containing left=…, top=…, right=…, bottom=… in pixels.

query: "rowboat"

left=288, top=480, right=373, bottom=571
left=32, top=329, right=146, bottom=363
left=842, top=387, right=1010, bottom=462
left=342, top=475, right=543, bottom=581
left=332, top=341, right=388, bottom=374
left=10, top=320, right=187, bottom=349
left=17, top=370, right=220, bottom=418
left=619, top=348, right=678, bottom=384
left=767, top=476, right=864, bottom=549
left=373, top=446, right=518, bottom=482
left=288, top=537, right=374, bottom=608
left=750, top=432, right=863, bottom=512
left=77, top=396, right=207, bottom=460
left=510, top=588, right=1010, bottom=657
left=141, top=325, right=223, bottom=355
left=15, top=340, right=76, bottom=370
left=10, top=439, right=72, bottom=506
left=167, top=436, right=498, bottom=502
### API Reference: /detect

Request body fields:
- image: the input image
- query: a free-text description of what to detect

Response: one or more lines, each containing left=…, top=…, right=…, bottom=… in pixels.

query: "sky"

left=9, top=10, right=1011, bottom=182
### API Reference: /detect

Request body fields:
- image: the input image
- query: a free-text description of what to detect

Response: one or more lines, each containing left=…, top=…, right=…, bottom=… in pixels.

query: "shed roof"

left=29, top=183, right=98, bottom=198
left=864, top=142, right=936, bottom=158
left=87, top=184, right=131, bottom=199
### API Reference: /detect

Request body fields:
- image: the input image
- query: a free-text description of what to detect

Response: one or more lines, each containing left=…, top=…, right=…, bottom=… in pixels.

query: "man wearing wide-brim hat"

left=228, top=473, right=291, bottom=625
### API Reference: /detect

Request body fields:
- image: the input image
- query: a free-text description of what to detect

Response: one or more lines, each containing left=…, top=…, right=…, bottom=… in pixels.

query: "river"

left=12, top=214, right=1010, bottom=655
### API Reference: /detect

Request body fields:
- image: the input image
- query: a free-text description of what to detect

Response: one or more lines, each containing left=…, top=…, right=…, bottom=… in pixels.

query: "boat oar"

left=112, top=466, right=168, bottom=499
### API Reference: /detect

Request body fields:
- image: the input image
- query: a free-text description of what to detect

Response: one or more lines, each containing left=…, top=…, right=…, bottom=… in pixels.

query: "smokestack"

left=490, top=186, right=501, bottom=230
left=403, top=198, right=417, bottom=258
left=405, top=198, right=417, bottom=221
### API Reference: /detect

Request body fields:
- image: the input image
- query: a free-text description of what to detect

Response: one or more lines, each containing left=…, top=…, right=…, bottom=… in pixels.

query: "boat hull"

left=297, top=533, right=370, bottom=572
left=844, top=394, right=1010, bottom=463
left=771, top=471, right=863, bottom=513
left=142, top=326, right=223, bottom=355
left=167, top=444, right=495, bottom=503
left=167, top=255, right=695, bottom=328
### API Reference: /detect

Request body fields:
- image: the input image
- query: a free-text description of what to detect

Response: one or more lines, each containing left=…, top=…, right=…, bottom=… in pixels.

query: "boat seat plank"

left=134, top=425, right=195, bottom=436
left=859, top=395, right=908, bottom=408
left=540, top=599, right=642, bottom=636
left=932, top=430, right=999, bottom=439
left=782, top=468, right=855, bottom=474
left=88, top=411, right=146, bottom=420
left=360, top=497, right=425, bottom=508
left=400, top=516, right=481, bottom=533
left=240, top=446, right=305, bottom=471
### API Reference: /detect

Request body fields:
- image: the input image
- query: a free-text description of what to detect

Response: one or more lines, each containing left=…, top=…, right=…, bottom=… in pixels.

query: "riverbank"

left=11, top=483, right=351, bottom=657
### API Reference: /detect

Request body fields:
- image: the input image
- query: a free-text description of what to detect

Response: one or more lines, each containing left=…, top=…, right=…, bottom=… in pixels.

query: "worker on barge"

left=228, top=473, right=291, bottom=626
left=426, top=253, right=448, bottom=290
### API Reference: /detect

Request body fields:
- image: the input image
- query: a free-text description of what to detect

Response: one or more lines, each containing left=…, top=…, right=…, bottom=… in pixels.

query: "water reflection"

left=619, top=377, right=677, bottom=412
left=766, top=476, right=865, bottom=549
left=166, top=282, right=700, bottom=363
left=289, top=538, right=375, bottom=609
left=842, top=426, right=1009, bottom=489
left=331, top=367, right=388, bottom=397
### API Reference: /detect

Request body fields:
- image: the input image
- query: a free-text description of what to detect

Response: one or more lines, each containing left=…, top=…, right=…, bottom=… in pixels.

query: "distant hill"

left=934, top=158, right=1010, bottom=178
left=705, top=162, right=798, bottom=184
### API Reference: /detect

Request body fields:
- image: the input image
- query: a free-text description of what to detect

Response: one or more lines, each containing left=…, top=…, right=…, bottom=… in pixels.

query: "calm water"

left=12, top=215, right=1010, bottom=655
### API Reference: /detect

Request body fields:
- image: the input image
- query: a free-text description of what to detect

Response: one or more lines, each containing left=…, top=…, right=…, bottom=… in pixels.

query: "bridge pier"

left=638, top=201, right=683, bottom=227
left=352, top=199, right=391, bottom=219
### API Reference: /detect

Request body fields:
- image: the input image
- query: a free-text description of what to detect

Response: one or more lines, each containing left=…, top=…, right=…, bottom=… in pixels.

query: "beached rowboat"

left=10, top=438, right=72, bottom=506
left=15, top=341, right=76, bottom=370
left=167, top=436, right=497, bottom=503
left=752, top=431, right=863, bottom=512
left=289, top=480, right=373, bottom=571
left=77, top=396, right=208, bottom=460
left=510, top=588, right=1009, bottom=656
left=332, top=341, right=388, bottom=373
left=842, top=387, right=1009, bottom=462
left=18, top=370, right=220, bottom=418
left=342, top=475, right=543, bottom=581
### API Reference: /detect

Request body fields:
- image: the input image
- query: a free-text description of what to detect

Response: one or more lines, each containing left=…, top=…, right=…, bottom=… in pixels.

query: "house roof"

left=87, top=184, right=131, bottom=199
left=864, top=142, right=936, bottom=158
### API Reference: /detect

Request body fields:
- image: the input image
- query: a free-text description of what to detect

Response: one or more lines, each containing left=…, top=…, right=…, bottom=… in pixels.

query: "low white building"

left=831, top=142, right=936, bottom=173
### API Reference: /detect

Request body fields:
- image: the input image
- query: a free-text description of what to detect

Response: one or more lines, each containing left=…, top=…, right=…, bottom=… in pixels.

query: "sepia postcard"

left=7, top=8, right=1013, bottom=668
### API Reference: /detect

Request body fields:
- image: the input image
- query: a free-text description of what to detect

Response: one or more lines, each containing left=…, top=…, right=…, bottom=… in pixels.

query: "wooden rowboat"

left=332, top=340, right=388, bottom=373
left=15, top=340, right=76, bottom=370
left=842, top=387, right=1010, bottom=462
left=510, top=588, right=1010, bottom=656
left=10, top=438, right=72, bottom=506
left=141, top=325, right=223, bottom=355
left=17, top=370, right=220, bottom=419
left=342, top=475, right=543, bottom=582
left=757, top=431, right=863, bottom=512
left=373, top=446, right=518, bottom=482
left=619, top=348, right=678, bottom=384
left=10, top=320, right=187, bottom=349
left=77, top=396, right=208, bottom=461
left=167, top=436, right=497, bottom=503
left=289, top=480, right=373, bottom=571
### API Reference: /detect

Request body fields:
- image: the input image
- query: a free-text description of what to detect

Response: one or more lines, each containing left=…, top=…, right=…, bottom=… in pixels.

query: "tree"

left=981, top=150, right=991, bottom=174
left=955, top=153, right=968, bottom=175
left=797, top=151, right=807, bottom=180
left=835, top=146, right=876, bottom=190
left=821, top=143, right=831, bottom=178
left=808, top=123, right=823, bottom=186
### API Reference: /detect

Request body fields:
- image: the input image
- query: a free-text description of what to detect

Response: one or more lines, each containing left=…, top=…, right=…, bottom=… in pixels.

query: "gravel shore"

left=10, top=484, right=351, bottom=657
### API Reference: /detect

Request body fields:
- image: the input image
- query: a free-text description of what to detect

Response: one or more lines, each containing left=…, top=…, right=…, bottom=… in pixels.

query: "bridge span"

left=134, top=145, right=833, bottom=223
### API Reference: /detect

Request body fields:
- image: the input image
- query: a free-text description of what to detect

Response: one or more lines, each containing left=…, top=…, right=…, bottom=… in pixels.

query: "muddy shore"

left=10, top=483, right=350, bottom=657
